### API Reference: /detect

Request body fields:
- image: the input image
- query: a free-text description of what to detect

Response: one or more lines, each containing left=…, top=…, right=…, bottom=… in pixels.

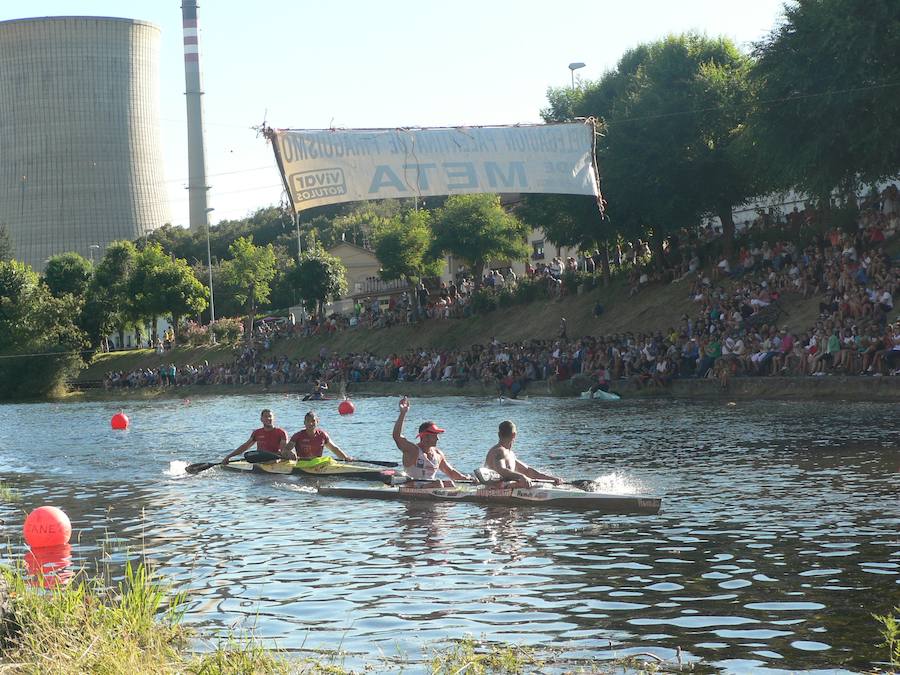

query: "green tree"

left=128, top=243, right=176, bottom=341
left=516, top=194, right=614, bottom=281
left=156, top=258, right=209, bottom=339
left=0, top=224, right=12, bottom=262
left=285, top=245, right=348, bottom=317
left=552, top=35, right=758, bottom=259
left=430, top=194, right=529, bottom=287
left=373, top=209, right=444, bottom=285
left=219, top=236, right=278, bottom=338
left=43, top=252, right=92, bottom=301
left=83, top=241, right=138, bottom=349
left=749, top=0, right=900, bottom=201
left=0, top=260, right=87, bottom=399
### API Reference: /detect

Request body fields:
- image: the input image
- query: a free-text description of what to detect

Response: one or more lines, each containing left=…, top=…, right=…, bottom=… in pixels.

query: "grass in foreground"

left=1, top=561, right=188, bottom=674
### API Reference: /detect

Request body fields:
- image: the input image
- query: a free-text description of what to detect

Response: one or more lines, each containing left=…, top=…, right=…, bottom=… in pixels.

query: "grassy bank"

left=0, top=562, right=675, bottom=674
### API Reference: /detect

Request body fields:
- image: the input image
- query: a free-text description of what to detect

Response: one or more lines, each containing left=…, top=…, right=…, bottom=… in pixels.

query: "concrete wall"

left=0, top=16, right=170, bottom=271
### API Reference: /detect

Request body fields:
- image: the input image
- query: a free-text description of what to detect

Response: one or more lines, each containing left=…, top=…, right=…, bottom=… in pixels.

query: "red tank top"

left=251, top=427, right=287, bottom=452
left=290, top=428, right=330, bottom=459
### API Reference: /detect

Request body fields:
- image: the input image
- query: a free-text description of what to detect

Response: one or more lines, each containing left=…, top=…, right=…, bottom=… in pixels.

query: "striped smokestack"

left=181, top=0, right=209, bottom=231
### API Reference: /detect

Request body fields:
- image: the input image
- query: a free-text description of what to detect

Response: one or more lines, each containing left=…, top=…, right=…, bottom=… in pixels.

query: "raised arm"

left=393, top=397, right=419, bottom=462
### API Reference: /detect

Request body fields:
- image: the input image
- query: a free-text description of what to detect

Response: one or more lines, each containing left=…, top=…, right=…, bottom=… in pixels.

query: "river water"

left=0, top=395, right=897, bottom=673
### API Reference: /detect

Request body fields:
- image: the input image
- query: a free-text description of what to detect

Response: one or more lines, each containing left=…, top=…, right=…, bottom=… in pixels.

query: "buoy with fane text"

left=338, top=399, right=355, bottom=415
left=111, top=411, right=129, bottom=430
left=23, top=506, right=72, bottom=548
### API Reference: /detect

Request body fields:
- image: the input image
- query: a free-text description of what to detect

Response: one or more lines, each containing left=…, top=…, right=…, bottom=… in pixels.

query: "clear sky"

left=2, top=0, right=788, bottom=228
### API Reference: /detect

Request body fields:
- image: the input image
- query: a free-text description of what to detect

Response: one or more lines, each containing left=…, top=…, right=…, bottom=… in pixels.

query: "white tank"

left=0, top=16, right=170, bottom=271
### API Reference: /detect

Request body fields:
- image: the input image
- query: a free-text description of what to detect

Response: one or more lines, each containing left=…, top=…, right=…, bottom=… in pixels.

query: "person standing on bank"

left=393, top=397, right=470, bottom=485
left=222, top=409, right=288, bottom=464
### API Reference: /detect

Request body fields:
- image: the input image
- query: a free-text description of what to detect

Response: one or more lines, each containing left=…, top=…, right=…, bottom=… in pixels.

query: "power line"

left=602, top=79, right=900, bottom=127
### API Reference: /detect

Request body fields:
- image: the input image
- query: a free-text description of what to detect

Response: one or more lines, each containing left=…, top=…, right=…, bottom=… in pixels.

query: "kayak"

left=495, top=397, right=529, bottom=404
left=317, top=483, right=661, bottom=514
left=223, top=455, right=391, bottom=479
left=580, top=389, right=621, bottom=401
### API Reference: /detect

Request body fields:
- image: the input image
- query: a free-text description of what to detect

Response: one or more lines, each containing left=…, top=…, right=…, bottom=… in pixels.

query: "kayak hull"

left=580, top=389, right=621, bottom=401
left=318, top=484, right=661, bottom=514
left=223, top=456, right=390, bottom=479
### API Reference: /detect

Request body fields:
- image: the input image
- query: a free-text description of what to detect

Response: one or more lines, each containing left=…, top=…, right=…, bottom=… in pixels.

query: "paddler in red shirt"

left=284, top=411, right=353, bottom=461
left=222, top=409, right=288, bottom=464
left=392, top=396, right=471, bottom=486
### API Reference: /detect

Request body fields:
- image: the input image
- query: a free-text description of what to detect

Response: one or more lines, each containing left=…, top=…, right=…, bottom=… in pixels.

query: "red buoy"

left=23, top=506, right=72, bottom=548
left=111, top=412, right=129, bottom=430
left=338, top=400, right=355, bottom=416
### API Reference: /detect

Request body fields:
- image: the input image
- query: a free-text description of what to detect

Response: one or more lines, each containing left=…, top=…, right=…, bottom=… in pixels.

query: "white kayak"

left=580, top=389, right=621, bottom=401
left=495, top=396, right=530, bottom=404
left=318, top=483, right=660, bottom=514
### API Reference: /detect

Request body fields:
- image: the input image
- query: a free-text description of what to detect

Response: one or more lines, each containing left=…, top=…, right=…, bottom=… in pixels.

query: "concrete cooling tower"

left=0, top=16, right=170, bottom=271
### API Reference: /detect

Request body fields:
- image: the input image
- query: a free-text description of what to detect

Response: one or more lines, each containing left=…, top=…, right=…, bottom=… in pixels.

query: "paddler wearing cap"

left=393, top=396, right=471, bottom=485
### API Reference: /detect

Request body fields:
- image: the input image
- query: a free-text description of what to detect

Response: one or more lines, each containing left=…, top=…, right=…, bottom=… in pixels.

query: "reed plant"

left=430, top=637, right=539, bottom=674
left=874, top=606, right=900, bottom=668
left=0, top=480, right=20, bottom=502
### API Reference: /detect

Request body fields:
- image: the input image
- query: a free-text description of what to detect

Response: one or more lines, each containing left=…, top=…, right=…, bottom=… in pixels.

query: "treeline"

left=0, top=193, right=528, bottom=398
left=528, top=0, right=899, bottom=261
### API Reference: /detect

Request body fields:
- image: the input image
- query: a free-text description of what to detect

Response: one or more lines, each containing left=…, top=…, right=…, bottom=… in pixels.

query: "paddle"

left=380, top=469, right=596, bottom=491
left=351, top=458, right=398, bottom=467
left=185, top=450, right=282, bottom=475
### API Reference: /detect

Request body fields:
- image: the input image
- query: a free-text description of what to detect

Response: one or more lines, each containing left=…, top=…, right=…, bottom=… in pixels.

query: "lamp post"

left=568, top=62, right=586, bottom=89
left=205, top=208, right=216, bottom=324
left=88, top=244, right=100, bottom=266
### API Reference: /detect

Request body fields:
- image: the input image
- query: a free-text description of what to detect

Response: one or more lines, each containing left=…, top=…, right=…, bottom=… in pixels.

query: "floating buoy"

left=111, top=412, right=129, bottom=430
left=23, top=506, right=72, bottom=548
left=338, top=400, right=355, bottom=416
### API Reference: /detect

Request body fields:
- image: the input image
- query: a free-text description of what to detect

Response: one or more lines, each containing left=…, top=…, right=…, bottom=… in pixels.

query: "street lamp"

left=568, top=62, right=586, bottom=89
left=205, top=208, right=216, bottom=324
left=88, top=244, right=100, bottom=266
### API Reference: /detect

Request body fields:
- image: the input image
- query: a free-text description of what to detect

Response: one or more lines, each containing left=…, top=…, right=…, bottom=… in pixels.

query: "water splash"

left=166, top=460, right=189, bottom=476
left=584, top=471, right=646, bottom=494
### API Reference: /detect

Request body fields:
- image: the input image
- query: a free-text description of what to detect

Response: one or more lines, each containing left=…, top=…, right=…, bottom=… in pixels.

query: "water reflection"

left=0, top=397, right=897, bottom=672
left=24, top=544, right=73, bottom=588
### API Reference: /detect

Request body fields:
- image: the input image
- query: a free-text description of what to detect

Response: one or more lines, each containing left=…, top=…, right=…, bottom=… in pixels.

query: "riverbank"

left=0, top=563, right=659, bottom=674
left=64, top=265, right=899, bottom=405
left=63, top=374, right=900, bottom=403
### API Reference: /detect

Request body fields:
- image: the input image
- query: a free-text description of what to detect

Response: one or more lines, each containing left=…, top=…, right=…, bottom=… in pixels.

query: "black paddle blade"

left=244, top=450, right=282, bottom=463
left=185, top=461, right=219, bottom=475
left=355, top=458, right=399, bottom=468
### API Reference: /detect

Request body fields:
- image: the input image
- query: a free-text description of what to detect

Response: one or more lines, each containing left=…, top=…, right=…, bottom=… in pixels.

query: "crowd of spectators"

left=102, top=198, right=900, bottom=393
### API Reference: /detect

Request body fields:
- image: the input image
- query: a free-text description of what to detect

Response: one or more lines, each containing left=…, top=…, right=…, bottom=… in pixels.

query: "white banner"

left=272, top=123, right=599, bottom=212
